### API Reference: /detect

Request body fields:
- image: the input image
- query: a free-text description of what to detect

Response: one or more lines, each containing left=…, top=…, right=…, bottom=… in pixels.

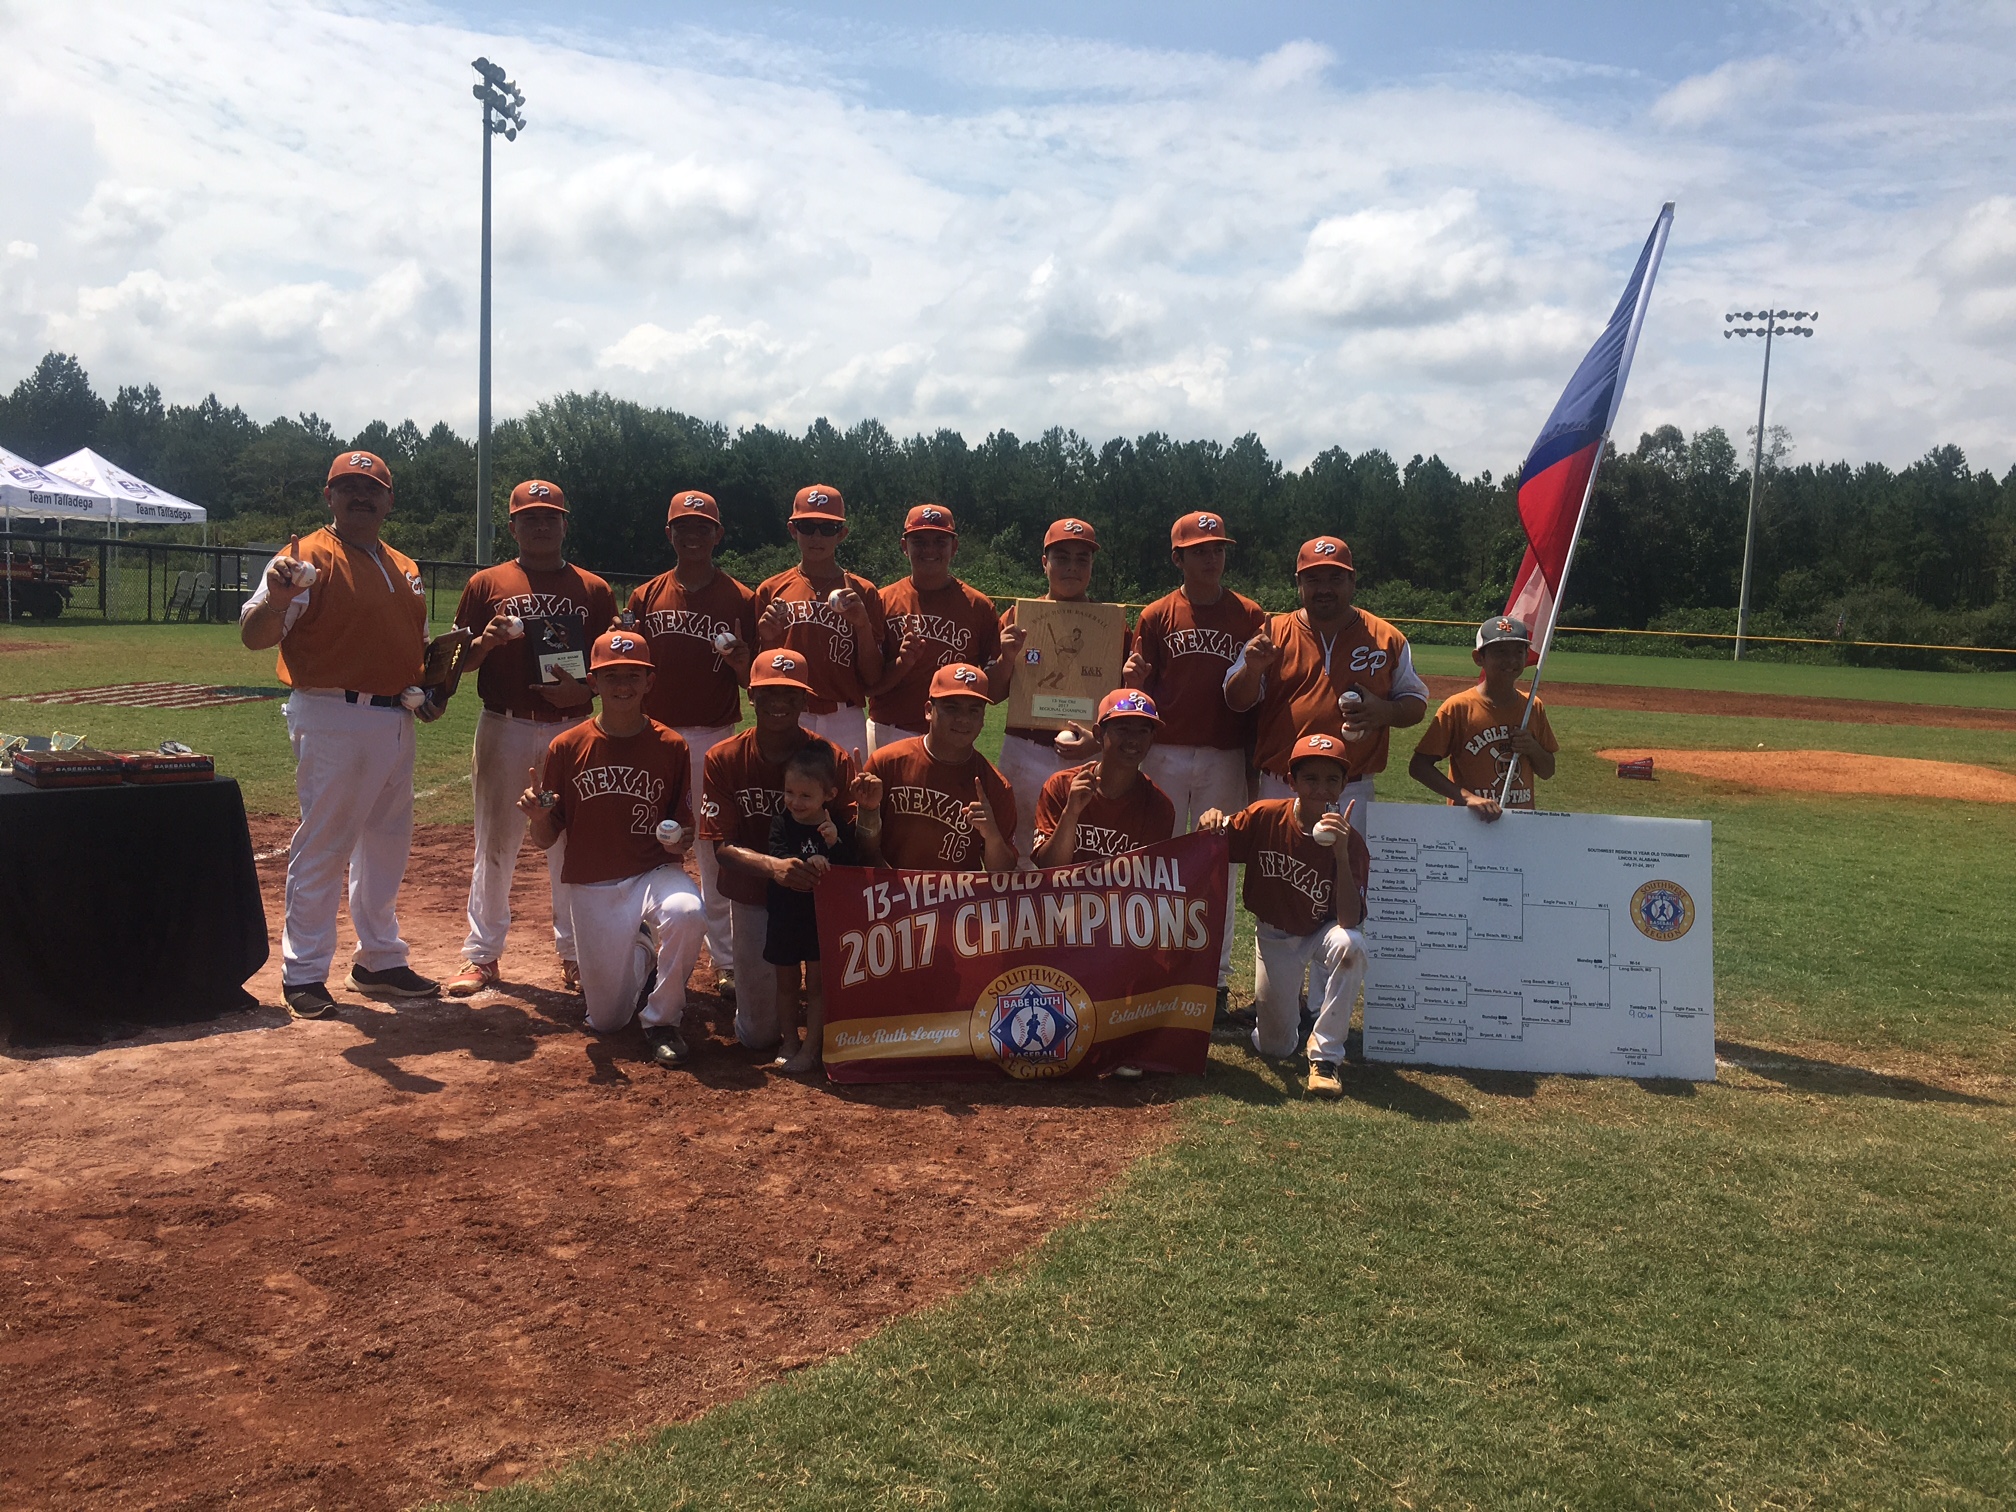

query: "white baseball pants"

left=463, top=709, right=580, bottom=966
left=994, top=733, right=1069, bottom=869
left=729, top=899, right=783, bottom=1048
left=568, top=864, right=705, bottom=1034
left=281, top=691, right=415, bottom=987
left=867, top=719, right=923, bottom=753
left=803, top=705, right=868, bottom=760
left=1255, top=770, right=1372, bottom=1010
left=673, top=722, right=737, bottom=978
left=1142, top=742, right=1250, bottom=988
left=1254, top=921, right=1367, bottom=1064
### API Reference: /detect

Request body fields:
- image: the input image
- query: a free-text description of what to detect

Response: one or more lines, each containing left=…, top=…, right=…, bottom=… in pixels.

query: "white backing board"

left=1360, top=805, right=1715, bottom=1080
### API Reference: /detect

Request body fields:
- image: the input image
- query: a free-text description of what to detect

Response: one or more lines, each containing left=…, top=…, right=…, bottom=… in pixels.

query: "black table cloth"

left=0, top=774, right=269, bottom=1042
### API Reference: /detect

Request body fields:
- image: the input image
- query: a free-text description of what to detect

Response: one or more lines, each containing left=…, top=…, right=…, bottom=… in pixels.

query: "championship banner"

left=816, top=832, right=1228, bottom=1083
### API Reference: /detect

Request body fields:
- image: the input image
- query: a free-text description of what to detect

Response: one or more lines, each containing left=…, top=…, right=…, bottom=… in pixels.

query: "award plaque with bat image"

left=1004, top=597, right=1128, bottom=731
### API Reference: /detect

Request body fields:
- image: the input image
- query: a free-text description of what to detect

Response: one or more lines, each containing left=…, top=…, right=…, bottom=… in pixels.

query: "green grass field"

left=6, top=622, right=2014, bottom=1509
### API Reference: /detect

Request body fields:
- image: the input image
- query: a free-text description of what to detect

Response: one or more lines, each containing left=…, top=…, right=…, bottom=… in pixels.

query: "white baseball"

left=1313, top=827, right=1340, bottom=848
left=502, top=615, right=525, bottom=639
left=827, top=588, right=849, bottom=608
left=399, top=685, right=427, bottom=711
left=657, top=819, right=684, bottom=846
left=712, top=631, right=737, bottom=653
left=283, top=558, right=317, bottom=587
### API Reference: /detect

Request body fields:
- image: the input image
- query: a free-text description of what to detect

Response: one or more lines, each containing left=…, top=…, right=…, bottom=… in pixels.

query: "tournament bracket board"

left=815, top=832, right=1228, bottom=1082
left=1359, top=805, right=1715, bottom=1080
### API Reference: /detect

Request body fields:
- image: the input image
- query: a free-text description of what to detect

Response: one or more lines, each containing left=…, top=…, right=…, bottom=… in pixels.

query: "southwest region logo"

left=973, top=964, right=1093, bottom=1080
left=1630, top=879, right=1695, bottom=942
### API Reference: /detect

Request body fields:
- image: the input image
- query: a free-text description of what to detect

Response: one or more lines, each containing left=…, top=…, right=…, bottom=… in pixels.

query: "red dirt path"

left=1594, top=747, right=2016, bottom=802
left=0, top=821, right=1175, bottom=1511
left=1419, top=674, right=2016, bottom=729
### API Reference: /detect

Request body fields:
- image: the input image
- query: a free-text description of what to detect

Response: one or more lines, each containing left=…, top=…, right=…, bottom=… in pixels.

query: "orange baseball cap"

left=927, top=662, right=989, bottom=701
left=1043, top=517, right=1099, bottom=551
left=1170, top=511, right=1234, bottom=549
left=750, top=649, right=816, bottom=693
left=1096, top=689, right=1161, bottom=726
left=792, top=484, right=845, bottom=520
left=589, top=628, right=655, bottom=672
left=904, top=503, right=957, bottom=535
left=327, top=450, right=393, bottom=489
left=668, top=489, right=720, bottom=524
left=1295, top=536, right=1354, bottom=573
left=509, top=479, right=569, bottom=514
left=1289, top=732, right=1348, bottom=768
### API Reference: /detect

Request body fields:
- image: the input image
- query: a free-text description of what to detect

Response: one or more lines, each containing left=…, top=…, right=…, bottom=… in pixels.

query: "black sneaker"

left=349, top=964, right=439, bottom=1000
left=1212, top=986, right=1232, bottom=1026
left=643, top=1023, right=690, bottom=1068
left=285, top=982, right=339, bottom=1019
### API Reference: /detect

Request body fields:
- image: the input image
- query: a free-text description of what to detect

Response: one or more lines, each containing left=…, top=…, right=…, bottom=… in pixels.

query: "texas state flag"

left=1506, top=204, right=1674, bottom=644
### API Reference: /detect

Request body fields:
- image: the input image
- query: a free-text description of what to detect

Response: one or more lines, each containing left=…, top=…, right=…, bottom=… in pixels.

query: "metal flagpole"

left=1496, top=206, right=1674, bottom=809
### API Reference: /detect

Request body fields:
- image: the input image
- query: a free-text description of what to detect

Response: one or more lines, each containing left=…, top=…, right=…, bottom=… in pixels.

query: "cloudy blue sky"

left=3, top=1, right=2012, bottom=474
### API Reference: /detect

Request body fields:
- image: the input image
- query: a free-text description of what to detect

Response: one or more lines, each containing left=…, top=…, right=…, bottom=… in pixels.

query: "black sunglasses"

left=792, top=518, right=844, bottom=537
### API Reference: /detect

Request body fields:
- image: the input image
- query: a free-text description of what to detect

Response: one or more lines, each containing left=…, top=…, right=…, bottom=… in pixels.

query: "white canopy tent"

left=2, top=446, right=116, bottom=621
left=46, top=447, right=208, bottom=538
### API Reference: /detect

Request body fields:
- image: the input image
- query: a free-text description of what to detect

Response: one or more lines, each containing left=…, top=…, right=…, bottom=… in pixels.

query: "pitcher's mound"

left=1595, top=748, right=2016, bottom=802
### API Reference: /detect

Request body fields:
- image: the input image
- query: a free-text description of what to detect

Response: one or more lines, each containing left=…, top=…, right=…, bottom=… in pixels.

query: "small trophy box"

left=527, top=617, right=589, bottom=685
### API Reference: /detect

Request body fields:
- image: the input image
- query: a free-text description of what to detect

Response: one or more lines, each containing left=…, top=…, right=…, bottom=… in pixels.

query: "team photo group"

left=244, top=447, right=1559, bottom=1095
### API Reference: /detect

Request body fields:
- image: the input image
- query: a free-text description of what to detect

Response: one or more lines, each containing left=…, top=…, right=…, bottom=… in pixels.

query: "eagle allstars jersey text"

left=1220, top=799, right=1370, bottom=936
left=1414, top=685, right=1559, bottom=809
left=539, top=719, right=693, bottom=886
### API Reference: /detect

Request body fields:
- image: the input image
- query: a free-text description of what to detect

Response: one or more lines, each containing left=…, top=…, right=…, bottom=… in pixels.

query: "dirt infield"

left=0, top=821, right=1175, bottom=1511
left=1421, top=674, right=2016, bottom=729
left=1594, top=748, right=2016, bottom=802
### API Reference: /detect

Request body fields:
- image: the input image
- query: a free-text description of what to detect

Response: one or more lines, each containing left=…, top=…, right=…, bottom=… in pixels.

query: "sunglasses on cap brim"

left=792, top=518, right=844, bottom=537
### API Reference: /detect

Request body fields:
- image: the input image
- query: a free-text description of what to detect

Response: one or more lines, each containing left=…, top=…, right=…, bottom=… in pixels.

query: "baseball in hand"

left=1313, top=827, right=1340, bottom=848
left=283, top=558, right=317, bottom=587
left=657, top=819, right=684, bottom=846
left=712, top=631, right=737, bottom=653
left=399, top=685, right=427, bottom=711
left=502, top=615, right=525, bottom=639
left=827, top=588, right=849, bottom=608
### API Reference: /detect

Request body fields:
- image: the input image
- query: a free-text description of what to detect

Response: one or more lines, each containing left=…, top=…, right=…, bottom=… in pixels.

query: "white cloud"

left=0, top=0, right=2010, bottom=475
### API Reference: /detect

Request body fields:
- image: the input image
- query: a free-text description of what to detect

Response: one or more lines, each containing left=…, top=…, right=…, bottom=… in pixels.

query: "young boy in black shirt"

left=764, top=742, right=858, bottom=1072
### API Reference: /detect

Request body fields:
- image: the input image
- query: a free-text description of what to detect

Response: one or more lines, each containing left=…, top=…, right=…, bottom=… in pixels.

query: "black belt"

left=344, top=691, right=402, bottom=708
left=484, top=702, right=571, bottom=724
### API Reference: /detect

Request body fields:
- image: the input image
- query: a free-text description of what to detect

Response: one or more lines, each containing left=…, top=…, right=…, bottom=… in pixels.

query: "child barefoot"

left=763, top=743, right=858, bottom=1072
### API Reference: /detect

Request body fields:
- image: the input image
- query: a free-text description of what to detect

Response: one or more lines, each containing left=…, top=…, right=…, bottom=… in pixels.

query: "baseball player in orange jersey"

left=520, top=628, right=706, bottom=1068
left=1126, top=511, right=1267, bottom=1005
left=752, top=484, right=886, bottom=756
left=239, top=450, right=440, bottom=1020
left=1410, top=615, right=1559, bottom=817
left=992, top=517, right=1123, bottom=865
left=1199, top=733, right=1369, bottom=1097
left=625, top=489, right=758, bottom=999
left=855, top=663, right=1018, bottom=873
left=865, top=504, right=1003, bottom=751
left=445, top=481, right=616, bottom=997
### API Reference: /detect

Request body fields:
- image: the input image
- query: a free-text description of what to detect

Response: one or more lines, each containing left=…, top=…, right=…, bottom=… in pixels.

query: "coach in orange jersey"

left=626, top=489, right=758, bottom=999
left=444, top=480, right=616, bottom=998
left=1125, top=510, right=1267, bottom=1009
left=856, top=663, right=1016, bottom=873
left=865, top=504, right=1003, bottom=751
left=1223, top=535, right=1429, bottom=820
left=701, top=649, right=864, bottom=1051
left=239, top=450, right=439, bottom=1020
left=753, top=484, right=887, bottom=756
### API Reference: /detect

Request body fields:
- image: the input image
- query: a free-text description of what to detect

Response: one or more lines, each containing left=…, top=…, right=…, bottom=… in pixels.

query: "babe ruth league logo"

left=1630, top=879, right=1696, bottom=942
left=973, top=964, right=1094, bottom=1080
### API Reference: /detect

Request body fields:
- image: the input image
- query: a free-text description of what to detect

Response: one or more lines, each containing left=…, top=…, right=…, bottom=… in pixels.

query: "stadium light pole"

left=1724, top=307, right=1816, bottom=660
left=472, top=58, right=525, bottom=565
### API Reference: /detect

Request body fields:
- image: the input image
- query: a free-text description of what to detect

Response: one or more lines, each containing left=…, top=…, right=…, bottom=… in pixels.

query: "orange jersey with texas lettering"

left=271, top=527, right=427, bottom=697
left=1221, top=798, right=1369, bottom=936
left=752, top=567, right=889, bottom=711
left=1034, top=764, right=1176, bottom=859
left=869, top=576, right=1003, bottom=732
left=699, top=728, right=858, bottom=905
left=626, top=569, right=758, bottom=729
left=540, top=719, right=693, bottom=886
left=865, top=736, right=1018, bottom=872
left=1414, top=685, right=1559, bottom=810
left=1247, top=608, right=1420, bottom=780
left=455, top=561, right=616, bottom=717
left=1132, top=587, right=1266, bottom=750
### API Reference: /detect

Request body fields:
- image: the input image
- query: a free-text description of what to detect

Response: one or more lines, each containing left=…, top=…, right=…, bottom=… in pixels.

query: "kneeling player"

left=520, top=629, right=706, bottom=1068
left=1198, top=733, right=1368, bottom=1097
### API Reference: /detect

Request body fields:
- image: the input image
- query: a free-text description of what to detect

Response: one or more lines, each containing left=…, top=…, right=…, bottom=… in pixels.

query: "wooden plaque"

left=1004, top=598, right=1128, bottom=730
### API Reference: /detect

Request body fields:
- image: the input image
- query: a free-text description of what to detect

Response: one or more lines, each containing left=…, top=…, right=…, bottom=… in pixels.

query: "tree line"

left=3, top=351, right=2011, bottom=666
